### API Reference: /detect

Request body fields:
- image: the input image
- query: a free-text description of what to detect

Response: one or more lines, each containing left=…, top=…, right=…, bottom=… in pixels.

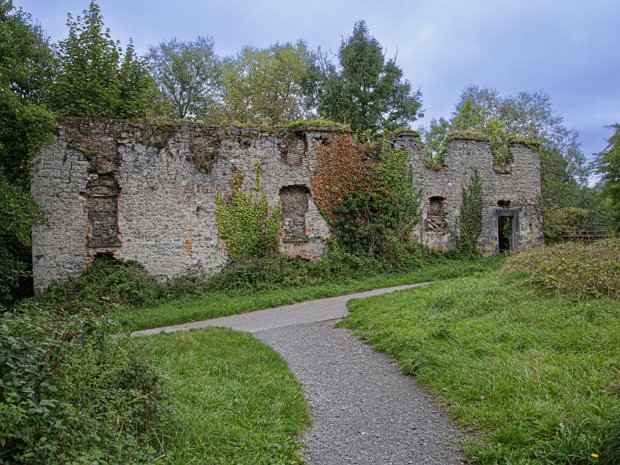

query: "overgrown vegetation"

left=504, top=238, right=620, bottom=299
left=342, top=241, right=620, bottom=464
left=29, top=257, right=174, bottom=315
left=139, top=328, right=310, bottom=464
left=0, top=306, right=164, bottom=464
left=457, top=169, right=484, bottom=253
left=0, top=3, right=56, bottom=307
left=20, top=245, right=500, bottom=333
left=595, top=124, right=620, bottom=231
left=311, top=133, right=421, bottom=258
left=215, top=166, right=282, bottom=262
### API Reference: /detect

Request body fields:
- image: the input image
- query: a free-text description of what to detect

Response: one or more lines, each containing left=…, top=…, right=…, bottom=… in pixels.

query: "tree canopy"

left=0, top=1, right=55, bottom=306
left=147, top=36, right=221, bottom=120
left=312, top=21, right=423, bottom=134
left=595, top=124, right=620, bottom=230
left=218, top=42, right=314, bottom=125
left=50, top=1, right=156, bottom=118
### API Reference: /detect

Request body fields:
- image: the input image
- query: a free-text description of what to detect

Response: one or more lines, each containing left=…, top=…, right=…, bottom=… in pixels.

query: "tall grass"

left=504, top=239, right=620, bottom=299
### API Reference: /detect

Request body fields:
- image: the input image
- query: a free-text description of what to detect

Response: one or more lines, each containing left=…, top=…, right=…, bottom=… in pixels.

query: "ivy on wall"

left=457, top=168, right=484, bottom=253
left=311, top=134, right=420, bottom=257
left=215, top=166, right=282, bottom=262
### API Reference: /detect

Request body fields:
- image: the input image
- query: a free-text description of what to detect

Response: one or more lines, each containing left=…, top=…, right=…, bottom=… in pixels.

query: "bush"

left=215, top=167, right=281, bottom=262
left=30, top=256, right=173, bottom=315
left=503, top=239, right=620, bottom=299
left=0, top=307, right=163, bottom=464
left=457, top=169, right=483, bottom=253
left=311, top=134, right=421, bottom=258
left=205, top=243, right=441, bottom=293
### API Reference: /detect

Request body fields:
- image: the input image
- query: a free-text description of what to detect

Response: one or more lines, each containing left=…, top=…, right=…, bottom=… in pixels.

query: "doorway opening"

left=498, top=215, right=513, bottom=252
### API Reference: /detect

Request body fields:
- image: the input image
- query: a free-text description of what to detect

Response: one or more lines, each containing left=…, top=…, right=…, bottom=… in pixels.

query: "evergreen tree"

left=457, top=169, right=484, bottom=253
left=314, top=21, right=422, bottom=134
left=51, top=1, right=155, bottom=118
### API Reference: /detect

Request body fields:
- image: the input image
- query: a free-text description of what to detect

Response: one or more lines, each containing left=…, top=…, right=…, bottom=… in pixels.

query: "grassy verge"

left=340, top=271, right=620, bottom=464
left=118, top=257, right=501, bottom=332
left=138, top=328, right=309, bottom=465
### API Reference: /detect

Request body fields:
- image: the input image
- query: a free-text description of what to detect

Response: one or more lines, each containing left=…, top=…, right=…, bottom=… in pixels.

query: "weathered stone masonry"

left=392, top=131, right=544, bottom=254
left=32, top=119, right=543, bottom=294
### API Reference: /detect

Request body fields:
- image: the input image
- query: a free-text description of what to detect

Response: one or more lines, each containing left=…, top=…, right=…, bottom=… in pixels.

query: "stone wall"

left=32, top=119, right=543, bottom=294
left=392, top=132, right=544, bottom=254
left=32, top=119, right=334, bottom=294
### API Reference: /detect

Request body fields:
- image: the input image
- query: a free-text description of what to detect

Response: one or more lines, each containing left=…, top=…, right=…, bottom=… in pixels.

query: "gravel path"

left=256, top=321, right=464, bottom=465
left=134, top=283, right=465, bottom=464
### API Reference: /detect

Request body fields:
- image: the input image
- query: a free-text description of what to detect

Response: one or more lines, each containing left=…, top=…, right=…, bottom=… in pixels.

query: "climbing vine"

left=457, top=169, right=484, bottom=253
left=215, top=165, right=282, bottom=262
left=311, top=134, right=420, bottom=257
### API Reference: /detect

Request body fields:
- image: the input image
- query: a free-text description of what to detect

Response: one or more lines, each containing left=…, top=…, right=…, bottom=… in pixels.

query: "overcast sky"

left=14, top=0, right=620, bottom=163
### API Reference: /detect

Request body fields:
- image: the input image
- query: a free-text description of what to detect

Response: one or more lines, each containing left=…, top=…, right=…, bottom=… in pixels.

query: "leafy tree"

left=117, top=40, right=160, bottom=119
left=147, top=36, right=221, bottom=119
left=218, top=41, right=314, bottom=125
left=50, top=0, right=155, bottom=118
left=0, top=1, right=56, bottom=306
left=0, top=1, right=54, bottom=103
left=595, top=124, right=620, bottom=231
left=313, top=21, right=422, bottom=134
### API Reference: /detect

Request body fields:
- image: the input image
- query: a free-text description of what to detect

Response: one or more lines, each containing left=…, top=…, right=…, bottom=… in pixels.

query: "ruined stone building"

left=31, top=118, right=544, bottom=294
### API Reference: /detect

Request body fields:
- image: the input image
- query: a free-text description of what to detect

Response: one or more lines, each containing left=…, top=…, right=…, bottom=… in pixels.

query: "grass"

left=138, top=328, right=310, bottom=464
left=504, top=238, right=620, bottom=299
left=340, top=270, right=620, bottom=464
left=117, top=257, right=502, bottom=332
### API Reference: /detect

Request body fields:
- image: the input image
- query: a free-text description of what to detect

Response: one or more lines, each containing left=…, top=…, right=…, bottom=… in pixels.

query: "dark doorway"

left=498, top=215, right=513, bottom=252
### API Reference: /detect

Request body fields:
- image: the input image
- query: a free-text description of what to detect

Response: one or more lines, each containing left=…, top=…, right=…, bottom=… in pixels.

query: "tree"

left=0, top=1, right=54, bottom=103
left=595, top=124, right=620, bottom=230
left=50, top=0, right=155, bottom=118
left=452, top=86, right=588, bottom=183
left=0, top=1, right=55, bottom=306
left=147, top=36, right=221, bottom=120
left=218, top=41, right=314, bottom=125
left=314, top=21, right=422, bottom=134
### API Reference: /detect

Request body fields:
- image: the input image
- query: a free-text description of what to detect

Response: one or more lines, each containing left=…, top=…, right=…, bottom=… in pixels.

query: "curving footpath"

left=132, top=283, right=465, bottom=465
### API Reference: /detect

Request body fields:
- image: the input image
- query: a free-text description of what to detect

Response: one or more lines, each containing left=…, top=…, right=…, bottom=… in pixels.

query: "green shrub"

left=457, top=169, right=484, bottom=253
left=0, top=307, right=163, bottom=464
left=31, top=256, right=173, bottom=314
left=311, top=135, right=421, bottom=258
left=215, top=166, right=281, bottom=262
left=504, top=239, right=620, bottom=299
left=205, top=244, right=440, bottom=293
